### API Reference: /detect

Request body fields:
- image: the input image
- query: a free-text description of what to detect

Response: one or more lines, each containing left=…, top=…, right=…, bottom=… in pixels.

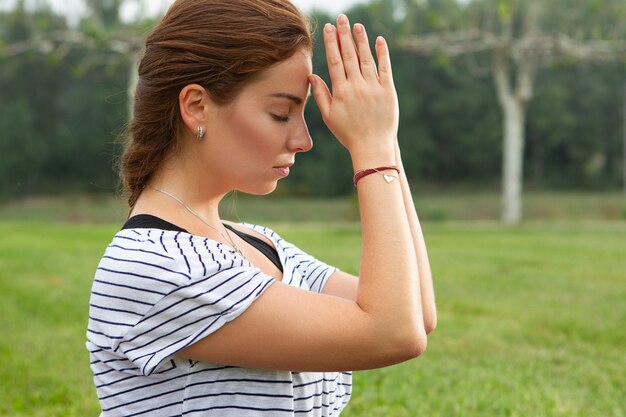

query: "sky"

left=0, top=0, right=373, bottom=24
left=121, top=0, right=372, bottom=22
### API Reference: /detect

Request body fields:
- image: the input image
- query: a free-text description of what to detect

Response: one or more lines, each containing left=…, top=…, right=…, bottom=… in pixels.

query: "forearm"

left=312, top=17, right=428, bottom=348
left=352, top=149, right=426, bottom=342
left=395, top=141, right=437, bottom=333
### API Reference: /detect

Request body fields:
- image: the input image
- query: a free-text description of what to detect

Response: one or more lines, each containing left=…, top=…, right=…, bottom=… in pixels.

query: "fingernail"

left=308, top=76, right=316, bottom=87
left=338, top=14, right=348, bottom=26
left=324, top=23, right=334, bottom=33
left=354, top=23, right=364, bottom=34
left=377, top=36, right=385, bottom=45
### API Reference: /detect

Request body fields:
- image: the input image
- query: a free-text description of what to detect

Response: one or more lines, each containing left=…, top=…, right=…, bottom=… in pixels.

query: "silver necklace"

left=147, top=185, right=246, bottom=259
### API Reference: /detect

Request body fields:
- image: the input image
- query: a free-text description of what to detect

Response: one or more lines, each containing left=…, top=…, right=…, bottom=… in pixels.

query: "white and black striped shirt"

left=86, top=220, right=352, bottom=416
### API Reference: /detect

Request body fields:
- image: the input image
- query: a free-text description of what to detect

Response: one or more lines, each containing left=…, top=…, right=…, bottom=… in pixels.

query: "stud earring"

left=197, top=126, right=205, bottom=141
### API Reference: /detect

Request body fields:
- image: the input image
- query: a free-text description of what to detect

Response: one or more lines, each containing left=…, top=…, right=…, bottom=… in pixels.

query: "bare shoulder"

left=222, top=220, right=276, bottom=250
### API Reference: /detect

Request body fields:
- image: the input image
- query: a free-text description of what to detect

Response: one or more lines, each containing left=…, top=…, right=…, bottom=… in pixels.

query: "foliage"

left=0, top=0, right=625, bottom=199
left=0, top=220, right=624, bottom=416
left=0, top=3, right=129, bottom=199
left=528, top=62, right=626, bottom=189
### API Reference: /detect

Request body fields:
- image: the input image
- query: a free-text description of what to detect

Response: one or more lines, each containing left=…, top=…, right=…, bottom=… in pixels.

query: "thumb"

left=309, top=74, right=332, bottom=120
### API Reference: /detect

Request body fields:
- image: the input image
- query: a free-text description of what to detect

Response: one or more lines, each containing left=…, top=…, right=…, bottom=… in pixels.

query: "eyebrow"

left=268, top=92, right=306, bottom=105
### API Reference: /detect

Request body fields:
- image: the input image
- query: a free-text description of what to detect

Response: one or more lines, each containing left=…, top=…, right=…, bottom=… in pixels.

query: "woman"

left=86, top=0, right=436, bottom=415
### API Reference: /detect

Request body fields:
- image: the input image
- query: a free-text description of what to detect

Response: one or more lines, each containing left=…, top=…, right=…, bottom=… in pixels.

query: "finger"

left=309, top=74, right=332, bottom=121
left=323, top=23, right=347, bottom=84
left=336, top=14, right=361, bottom=79
left=353, top=23, right=377, bottom=81
left=375, top=36, right=395, bottom=88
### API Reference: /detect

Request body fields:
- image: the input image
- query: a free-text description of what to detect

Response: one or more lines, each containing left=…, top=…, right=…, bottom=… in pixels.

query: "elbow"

left=424, top=315, right=437, bottom=335
left=406, top=331, right=428, bottom=358
left=388, top=328, right=428, bottom=363
left=363, top=325, right=427, bottom=369
left=368, top=314, right=430, bottom=367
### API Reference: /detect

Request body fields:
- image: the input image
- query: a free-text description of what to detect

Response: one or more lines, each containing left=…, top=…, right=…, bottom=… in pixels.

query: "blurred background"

left=0, top=0, right=624, bottom=416
left=1, top=0, right=625, bottom=222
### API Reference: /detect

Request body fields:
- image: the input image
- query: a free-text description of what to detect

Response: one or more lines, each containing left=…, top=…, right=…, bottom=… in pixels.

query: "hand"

left=310, top=15, right=399, bottom=160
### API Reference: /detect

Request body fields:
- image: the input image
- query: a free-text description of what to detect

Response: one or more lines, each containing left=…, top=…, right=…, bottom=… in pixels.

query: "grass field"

left=0, top=211, right=624, bottom=416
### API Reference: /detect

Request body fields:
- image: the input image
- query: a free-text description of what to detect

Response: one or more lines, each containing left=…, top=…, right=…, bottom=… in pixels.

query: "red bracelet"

left=353, top=166, right=400, bottom=187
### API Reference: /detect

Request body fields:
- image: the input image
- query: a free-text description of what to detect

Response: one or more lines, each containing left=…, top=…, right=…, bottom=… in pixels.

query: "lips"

left=273, top=163, right=293, bottom=177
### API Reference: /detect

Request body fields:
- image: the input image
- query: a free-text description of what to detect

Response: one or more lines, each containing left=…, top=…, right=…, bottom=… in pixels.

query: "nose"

left=287, top=116, right=313, bottom=153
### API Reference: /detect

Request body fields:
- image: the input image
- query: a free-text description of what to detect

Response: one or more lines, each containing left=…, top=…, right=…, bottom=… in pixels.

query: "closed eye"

left=271, top=114, right=290, bottom=123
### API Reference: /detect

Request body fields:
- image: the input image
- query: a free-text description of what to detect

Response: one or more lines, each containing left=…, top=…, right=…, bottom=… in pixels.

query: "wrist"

left=353, top=166, right=400, bottom=187
left=349, top=147, right=396, bottom=172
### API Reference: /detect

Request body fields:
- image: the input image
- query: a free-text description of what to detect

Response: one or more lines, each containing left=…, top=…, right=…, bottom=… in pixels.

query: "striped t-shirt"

left=86, top=222, right=352, bottom=416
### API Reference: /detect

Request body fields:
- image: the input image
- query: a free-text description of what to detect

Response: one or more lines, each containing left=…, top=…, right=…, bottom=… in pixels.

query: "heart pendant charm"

left=383, top=174, right=396, bottom=183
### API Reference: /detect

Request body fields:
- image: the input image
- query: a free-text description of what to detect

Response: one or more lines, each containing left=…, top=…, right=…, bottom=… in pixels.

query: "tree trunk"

left=493, top=50, right=533, bottom=224
left=501, top=98, right=526, bottom=224
left=127, top=51, right=141, bottom=118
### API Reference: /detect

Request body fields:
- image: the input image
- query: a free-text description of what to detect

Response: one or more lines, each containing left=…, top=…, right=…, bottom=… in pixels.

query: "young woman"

left=86, top=0, right=436, bottom=415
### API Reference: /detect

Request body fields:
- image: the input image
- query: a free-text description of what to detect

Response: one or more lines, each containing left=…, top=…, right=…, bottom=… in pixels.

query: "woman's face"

left=203, top=49, right=314, bottom=195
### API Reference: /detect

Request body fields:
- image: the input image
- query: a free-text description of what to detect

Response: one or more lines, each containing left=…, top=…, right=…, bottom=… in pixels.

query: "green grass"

left=0, top=220, right=625, bottom=416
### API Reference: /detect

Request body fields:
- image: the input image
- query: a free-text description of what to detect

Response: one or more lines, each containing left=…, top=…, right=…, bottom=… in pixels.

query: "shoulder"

left=90, top=228, right=278, bottom=375
left=93, top=228, right=260, bottom=320
left=103, top=228, right=245, bottom=282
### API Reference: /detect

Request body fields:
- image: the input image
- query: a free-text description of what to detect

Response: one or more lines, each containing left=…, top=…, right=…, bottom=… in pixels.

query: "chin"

left=237, top=181, right=278, bottom=196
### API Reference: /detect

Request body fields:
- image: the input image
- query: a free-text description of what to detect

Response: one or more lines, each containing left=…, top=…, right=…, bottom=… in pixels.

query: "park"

left=1, top=0, right=625, bottom=416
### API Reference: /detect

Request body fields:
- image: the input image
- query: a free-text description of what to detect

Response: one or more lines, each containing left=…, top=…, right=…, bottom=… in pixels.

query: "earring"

left=197, top=126, right=205, bottom=141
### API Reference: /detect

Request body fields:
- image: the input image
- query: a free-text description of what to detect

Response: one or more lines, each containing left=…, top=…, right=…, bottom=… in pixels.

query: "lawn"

left=0, top=219, right=624, bottom=416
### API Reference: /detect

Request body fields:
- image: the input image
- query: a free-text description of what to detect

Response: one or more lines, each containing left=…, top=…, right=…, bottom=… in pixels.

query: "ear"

left=179, top=84, right=213, bottom=138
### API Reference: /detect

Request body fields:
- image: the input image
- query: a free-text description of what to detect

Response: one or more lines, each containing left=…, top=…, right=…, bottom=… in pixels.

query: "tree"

left=0, top=0, right=143, bottom=197
left=397, top=0, right=626, bottom=223
left=0, top=0, right=146, bottom=112
left=1, top=0, right=624, bottom=200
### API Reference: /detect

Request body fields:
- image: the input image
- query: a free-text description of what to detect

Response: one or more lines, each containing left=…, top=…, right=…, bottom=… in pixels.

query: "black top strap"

left=223, top=224, right=283, bottom=272
left=122, top=214, right=283, bottom=272
left=123, top=214, right=186, bottom=232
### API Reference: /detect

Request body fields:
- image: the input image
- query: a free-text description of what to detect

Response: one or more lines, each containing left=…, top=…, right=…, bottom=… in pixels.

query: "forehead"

left=244, top=50, right=312, bottom=96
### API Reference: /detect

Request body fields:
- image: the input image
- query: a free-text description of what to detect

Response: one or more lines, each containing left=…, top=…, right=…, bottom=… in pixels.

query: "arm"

left=321, top=144, right=436, bottom=334
left=178, top=16, right=427, bottom=372
left=395, top=142, right=437, bottom=333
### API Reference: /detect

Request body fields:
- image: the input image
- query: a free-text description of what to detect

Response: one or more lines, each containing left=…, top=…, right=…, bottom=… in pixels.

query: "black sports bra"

left=121, top=214, right=283, bottom=272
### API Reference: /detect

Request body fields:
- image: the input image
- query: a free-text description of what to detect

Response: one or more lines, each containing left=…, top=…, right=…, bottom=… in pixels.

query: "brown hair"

left=120, top=0, right=313, bottom=207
